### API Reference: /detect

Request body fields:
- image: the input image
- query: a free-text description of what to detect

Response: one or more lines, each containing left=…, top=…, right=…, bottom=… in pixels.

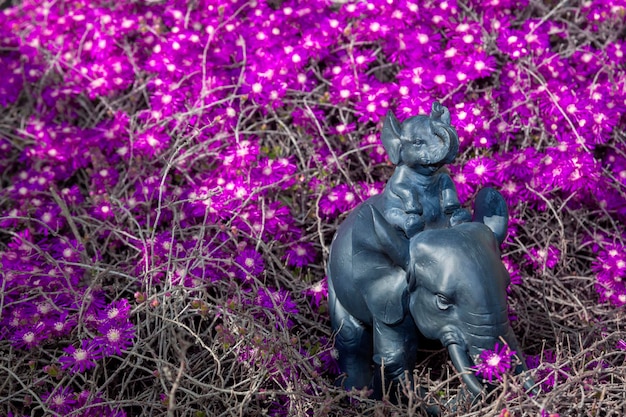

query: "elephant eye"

left=436, top=294, right=452, bottom=310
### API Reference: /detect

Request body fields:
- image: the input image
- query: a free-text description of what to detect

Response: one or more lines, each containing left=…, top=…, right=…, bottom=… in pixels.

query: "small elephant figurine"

left=327, top=188, right=535, bottom=405
left=381, top=102, right=471, bottom=237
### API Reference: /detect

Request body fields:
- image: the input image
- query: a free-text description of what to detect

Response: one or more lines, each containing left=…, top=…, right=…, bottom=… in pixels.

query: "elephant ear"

left=472, top=187, right=509, bottom=245
left=381, top=110, right=403, bottom=164
left=352, top=204, right=410, bottom=325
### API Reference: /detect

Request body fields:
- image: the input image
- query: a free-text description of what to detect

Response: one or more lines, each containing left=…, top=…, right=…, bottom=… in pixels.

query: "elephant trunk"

left=447, top=324, right=538, bottom=398
left=417, top=119, right=453, bottom=166
left=427, top=104, right=459, bottom=165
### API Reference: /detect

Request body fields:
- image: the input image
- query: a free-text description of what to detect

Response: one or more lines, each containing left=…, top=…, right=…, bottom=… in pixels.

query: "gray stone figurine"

left=327, top=103, right=536, bottom=409
left=381, top=102, right=471, bottom=238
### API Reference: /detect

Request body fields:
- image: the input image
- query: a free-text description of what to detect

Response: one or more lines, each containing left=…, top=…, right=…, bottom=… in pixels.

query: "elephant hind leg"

left=333, top=312, right=373, bottom=390
left=329, top=280, right=373, bottom=390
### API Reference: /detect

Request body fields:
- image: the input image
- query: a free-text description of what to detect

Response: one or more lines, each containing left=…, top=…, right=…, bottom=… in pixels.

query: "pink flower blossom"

left=42, top=386, right=76, bottom=414
left=473, top=342, right=516, bottom=383
left=59, top=339, right=101, bottom=373
left=285, top=242, right=316, bottom=268
left=95, top=321, right=135, bottom=356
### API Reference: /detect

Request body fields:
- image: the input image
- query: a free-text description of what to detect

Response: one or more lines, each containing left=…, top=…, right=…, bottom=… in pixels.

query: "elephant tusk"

left=513, top=354, right=539, bottom=396
left=447, top=343, right=485, bottom=398
left=522, top=373, right=539, bottom=395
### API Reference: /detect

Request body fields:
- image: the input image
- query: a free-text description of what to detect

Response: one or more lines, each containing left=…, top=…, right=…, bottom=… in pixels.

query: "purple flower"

left=91, top=200, right=115, bottom=221
left=473, top=342, right=516, bottom=383
left=234, top=248, right=265, bottom=280
left=463, top=157, right=498, bottom=187
left=501, top=256, right=522, bottom=288
left=497, top=28, right=530, bottom=60
left=524, top=246, right=561, bottom=270
left=284, top=242, right=316, bottom=268
left=99, top=299, right=131, bottom=324
left=318, top=188, right=343, bottom=218
left=257, top=288, right=299, bottom=315
left=526, top=350, right=570, bottom=391
left=318, top=184, right=361, bottom=219
left=133, top=126, right=171, bottom=158
left=449, top=167, right=475, bottom=203
left=49, top=311, right=77, bottom=337
left=59, top=339, right=101, bottom=373
left=223, top=139, right=259, bottom=169
left=254, top=287, right=299, bottom=329
left=591, top=243, right=626, bottom=306
left=303, top=278, right=328, bottom=308
left=353, top=84, right=394, bottom=123
left=11, top=322, right=46, bottom=350
left=360, top=132, right=388, bottom=164
left=42, top=386, right=76, bottom=414
left=95, top=321, right=135, bottom=356
left=81, top=290, right=107, bottom=325
left=253, top=157, right=297, bottom=188
left=316, top=346, right=340, bottom=376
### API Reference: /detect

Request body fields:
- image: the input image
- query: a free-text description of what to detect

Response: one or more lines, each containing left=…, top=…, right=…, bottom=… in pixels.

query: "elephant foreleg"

left=371, top=316, right=419, bottom=400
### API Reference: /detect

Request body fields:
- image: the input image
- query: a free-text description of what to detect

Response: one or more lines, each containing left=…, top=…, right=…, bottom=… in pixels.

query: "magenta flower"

left=11, top=322, right=46, bottom=350
left=304, top=278, right=328, bottom=308
left=318, top=184, right=361, bottom=218
left=526, top=350, right=571, bottom=391
left=257, top=288, right=299, bottom=315
left=525, top=246, right=561, bottom=269
left=99, top=299, right=131, bottom=324
left=59, top=339, right=101, bottom=373
left=134, top=126, right=171, bottom=158
left=497, top=28, right=530, bottom=60
left=501, top=256, right=522, bottom=287
left=284, top=242, right=316, bottom=268
left=473, top=342, right=516, bottom=383
left=222, top=139, right=259, bottom=168
left=42, top=386, right=76, bottom=414
left=234, top=248, right=265, bottom=280
left=315, top=343, right=340, bottom=375
left=49, top=311, right=77, bottom=337
left=253, top=157, right=297, bottom=188
left=91, top=200, right=115, bottom=221
left=450, top=169, right=474, bottom=202
left=254, top=287, right=299, bottom=329
left=463, top=157, right=497, bottom=187
left=95, top=321, right=135, bottom=356
left=592, top=243, right=626, bottom=306
left=318, top=188, right=343, bottom=218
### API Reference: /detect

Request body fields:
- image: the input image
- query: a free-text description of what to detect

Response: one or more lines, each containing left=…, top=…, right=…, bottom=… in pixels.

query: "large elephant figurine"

left=327, top=187, right=535, bottom=402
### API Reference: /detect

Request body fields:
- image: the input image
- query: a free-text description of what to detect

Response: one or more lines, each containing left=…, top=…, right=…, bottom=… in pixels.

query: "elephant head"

left=365, top=188, right=535, bottom=397
left=381, top=101, right=460, bottom=170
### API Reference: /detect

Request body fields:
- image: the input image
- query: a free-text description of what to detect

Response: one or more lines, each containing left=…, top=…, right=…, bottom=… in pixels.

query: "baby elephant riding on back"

left=381, top=102, right=470, bottom=237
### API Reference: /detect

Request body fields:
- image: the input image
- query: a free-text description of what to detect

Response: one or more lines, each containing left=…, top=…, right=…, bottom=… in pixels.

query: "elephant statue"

left=380, top=102, right=471, bottom=238
left=327, top=187, right=535, bottom=405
